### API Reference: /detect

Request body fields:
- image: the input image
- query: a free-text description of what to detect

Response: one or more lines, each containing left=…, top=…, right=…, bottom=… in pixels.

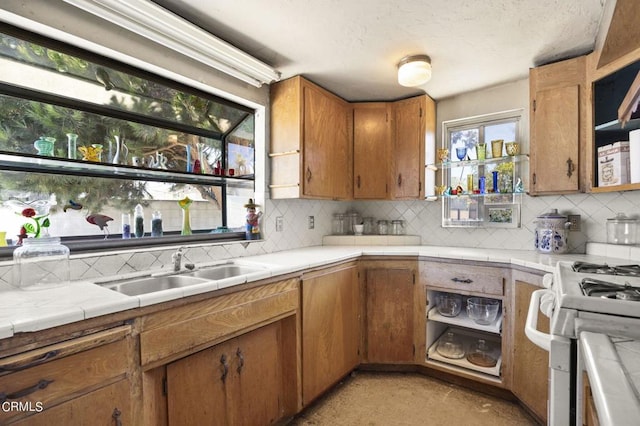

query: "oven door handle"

left=525, top=289, right=553, bottom=352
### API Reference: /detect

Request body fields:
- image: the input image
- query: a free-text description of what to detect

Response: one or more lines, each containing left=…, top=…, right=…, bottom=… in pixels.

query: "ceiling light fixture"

left=62, top=0, right=281, bottom=87
left=397, top=55, right=432, bottom=87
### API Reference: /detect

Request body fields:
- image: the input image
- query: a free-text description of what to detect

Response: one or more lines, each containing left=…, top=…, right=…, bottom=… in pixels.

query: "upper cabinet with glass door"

left=436, top=110, right=527, bottom=228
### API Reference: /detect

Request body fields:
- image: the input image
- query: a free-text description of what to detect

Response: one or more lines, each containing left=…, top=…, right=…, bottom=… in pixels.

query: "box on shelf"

left=598, top=141, right=630, bottom=187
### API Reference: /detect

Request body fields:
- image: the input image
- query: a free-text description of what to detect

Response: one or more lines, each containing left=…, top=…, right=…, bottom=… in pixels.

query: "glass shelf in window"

left=426, top=154, right=529, bottom=170
left=0, top=152, right=254, bottom=185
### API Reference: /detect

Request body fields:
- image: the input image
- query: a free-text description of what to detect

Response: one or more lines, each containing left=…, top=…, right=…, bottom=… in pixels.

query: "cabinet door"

left=12, top=379, right=132, bottom=426
left=302, top=83, right=352, bottom=199
left=392, top=96, right=427, bottom=199
left=229, top=322, right=282, bottom=425
left=166, top=341, right=231, bottom=426
left=301, top=265, right=360, bottom=405
left=365, top=268, right=415, bottom=363
left=353, top=103, right=390, bottom=199
left=530, top=56, right=585, bottom=195
left=512, top=280, right=549, bottom=424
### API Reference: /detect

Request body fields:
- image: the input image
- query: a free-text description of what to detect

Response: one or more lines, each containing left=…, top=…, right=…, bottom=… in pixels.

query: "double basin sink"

left=100, top=262, right=268, bottom=296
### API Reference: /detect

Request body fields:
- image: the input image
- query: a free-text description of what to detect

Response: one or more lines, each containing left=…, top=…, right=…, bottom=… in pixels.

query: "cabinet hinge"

left=162, top=376, right=168, bottom=396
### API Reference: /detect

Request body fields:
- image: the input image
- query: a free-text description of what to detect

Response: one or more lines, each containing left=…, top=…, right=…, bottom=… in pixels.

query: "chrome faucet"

left=172, top=247, right=184, bottom=272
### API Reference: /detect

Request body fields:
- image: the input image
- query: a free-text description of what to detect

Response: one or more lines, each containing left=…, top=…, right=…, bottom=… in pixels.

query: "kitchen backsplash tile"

left=0, top=192, right=638, bottom=287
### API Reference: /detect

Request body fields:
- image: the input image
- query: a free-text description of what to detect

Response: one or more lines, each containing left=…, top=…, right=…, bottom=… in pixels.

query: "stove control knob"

left=542, top=273, right=554, bottom=289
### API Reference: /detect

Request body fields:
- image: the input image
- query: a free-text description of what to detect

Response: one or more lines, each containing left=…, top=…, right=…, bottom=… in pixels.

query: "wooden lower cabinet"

left=512, top=279, right=549, bottom=424
left=0, top=325, right=133, bottom=425
left=301, top=263, right=360, bottom=405
left=166, top=321, right=284, bottom=426
left=364, top=263, right=418, bottom=363
left=583, top=372, right=600, bottom=426
left=10, top=378, right=132, bottom=426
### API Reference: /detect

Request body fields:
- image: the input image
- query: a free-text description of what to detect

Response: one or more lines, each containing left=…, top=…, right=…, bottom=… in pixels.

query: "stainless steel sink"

left=102, top=275, right=207, bottom=296
left=182, top=264, right=266, bottom=280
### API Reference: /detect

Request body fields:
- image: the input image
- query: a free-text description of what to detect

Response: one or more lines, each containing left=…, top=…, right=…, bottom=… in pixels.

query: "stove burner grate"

left=580, top=277, right=640, bottom=300
left=572, top=261, right=640, bottom=277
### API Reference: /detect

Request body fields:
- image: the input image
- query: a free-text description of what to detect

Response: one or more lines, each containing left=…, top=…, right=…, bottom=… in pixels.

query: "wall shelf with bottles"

left=430, top=154, right=527, bottom=228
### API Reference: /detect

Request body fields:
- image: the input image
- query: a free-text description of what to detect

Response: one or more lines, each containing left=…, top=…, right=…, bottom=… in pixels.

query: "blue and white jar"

left=534, top=209, right=571, bottom=254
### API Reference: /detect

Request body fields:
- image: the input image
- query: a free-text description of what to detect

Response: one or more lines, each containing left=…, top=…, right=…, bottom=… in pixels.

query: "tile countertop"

left=0, top=244, right=631, bottom=340
left=580, top=332, right=640, bottom=426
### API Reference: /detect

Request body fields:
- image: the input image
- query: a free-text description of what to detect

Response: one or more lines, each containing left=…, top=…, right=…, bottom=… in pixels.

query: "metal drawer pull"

left=566, top=158, right=575, bottom=178
left=220, top=354, right=229, bottom=383
left=236, top=347, right=244, bottom=374
left=451, top=277, right=473, bottom=284
left=0, top=379, right=54, bottom=402
left=112, top=408, right=122, bottom=426
left=0, top=350, right=59, bottom=372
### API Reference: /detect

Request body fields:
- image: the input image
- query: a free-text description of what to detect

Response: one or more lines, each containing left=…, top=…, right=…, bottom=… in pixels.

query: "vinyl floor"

left=288, top=371, right=539, bottom=426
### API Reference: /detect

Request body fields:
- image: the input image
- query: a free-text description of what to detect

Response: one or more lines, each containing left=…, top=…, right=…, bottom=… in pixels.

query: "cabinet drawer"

left=0, top=327, right=130, bottom=423
left=421, top=262, right=505, bottom=295
left=140, top=278, right=299, bottom=367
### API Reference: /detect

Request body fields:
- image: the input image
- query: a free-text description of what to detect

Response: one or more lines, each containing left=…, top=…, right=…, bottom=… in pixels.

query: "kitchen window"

left=439, top=109, right=525, bottom=227
left=0, top=26, right=256, bottom=252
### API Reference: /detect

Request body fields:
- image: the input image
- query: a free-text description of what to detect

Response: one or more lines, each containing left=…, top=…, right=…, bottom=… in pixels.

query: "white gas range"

left=526, top=261, right=640, bottom=426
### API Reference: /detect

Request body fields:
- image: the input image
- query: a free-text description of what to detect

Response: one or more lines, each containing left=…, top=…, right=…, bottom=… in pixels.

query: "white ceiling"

left=152, top=0, right=606, bottom=101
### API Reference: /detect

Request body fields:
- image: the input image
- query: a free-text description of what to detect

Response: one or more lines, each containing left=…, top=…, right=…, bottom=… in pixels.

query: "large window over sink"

left=438, top=109, right=526, bottom=228
left=0, top=25, right=256, bottom=252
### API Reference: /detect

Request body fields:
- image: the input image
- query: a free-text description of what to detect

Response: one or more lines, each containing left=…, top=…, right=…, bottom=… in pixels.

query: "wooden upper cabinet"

left=270, top=76, right=353, bottom=199
left=392, top=95, right=432, bottom=199
left=353, top=103, right=391, bottom=199
left=529, top=56, right=586, bottom=195
left=596, top=0, right=640, bottom=70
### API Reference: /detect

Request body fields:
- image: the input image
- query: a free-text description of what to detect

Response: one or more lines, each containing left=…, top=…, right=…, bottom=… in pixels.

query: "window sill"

left=0, top=231, right=249, bottom=261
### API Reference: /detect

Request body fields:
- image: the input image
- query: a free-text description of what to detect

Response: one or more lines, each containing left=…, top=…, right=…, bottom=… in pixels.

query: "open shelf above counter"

left=594, top=117, right=640, bottom=132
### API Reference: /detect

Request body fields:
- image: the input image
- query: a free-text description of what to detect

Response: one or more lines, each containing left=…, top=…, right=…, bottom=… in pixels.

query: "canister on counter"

left=377, top=220, right=389, bottom=235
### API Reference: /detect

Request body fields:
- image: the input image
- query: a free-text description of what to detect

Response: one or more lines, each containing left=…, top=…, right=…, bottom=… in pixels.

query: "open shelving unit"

left=425, top=290, right=504, bottom=381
